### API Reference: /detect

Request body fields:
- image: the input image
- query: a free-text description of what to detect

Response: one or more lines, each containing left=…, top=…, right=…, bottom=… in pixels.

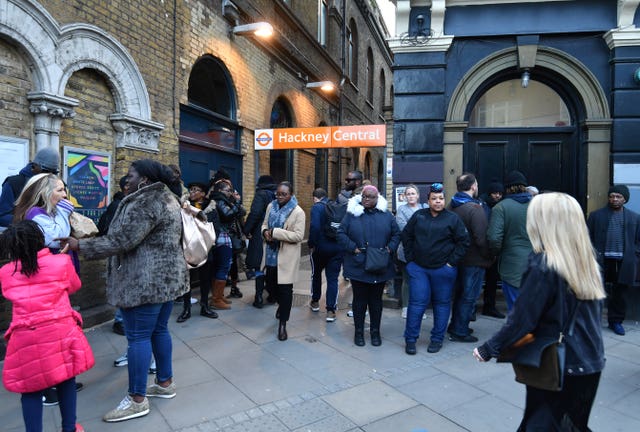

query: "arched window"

left=469, top=80, right=571, bottom=127
left=270, top=97, right=294, bottom=182
left=366, top=48, right=374, bottom=103
left=181, top=56, right=238, bottom=152
left=364, top=152, right=372, bottom=180
left=379, top=69, right=386, bottom=111
left=347, top=19, right=358, bottom=85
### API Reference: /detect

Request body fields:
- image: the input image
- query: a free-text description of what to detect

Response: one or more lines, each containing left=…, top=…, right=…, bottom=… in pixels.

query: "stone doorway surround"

left=444, top=46, right=611, bottom=214
left=0, top=0, right=163, bottom=152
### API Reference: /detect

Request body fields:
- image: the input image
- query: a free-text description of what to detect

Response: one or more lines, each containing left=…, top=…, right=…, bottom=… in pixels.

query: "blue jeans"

left=404, top=261, right=457, bottom=344
left=310, top=251, right=343, bottom=311
left=212, top=244, right=233, bottom=281
left=502, top=281, right=519, bottom=312
left=22, top=377, right=76, bottom=432
left=450, top=266, right=485, bottom=336
left=121, top=301, right=174, bottom=396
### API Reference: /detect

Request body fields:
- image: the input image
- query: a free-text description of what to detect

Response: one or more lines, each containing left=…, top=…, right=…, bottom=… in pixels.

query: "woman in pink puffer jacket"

left=0, top=220, right=94, bottom=432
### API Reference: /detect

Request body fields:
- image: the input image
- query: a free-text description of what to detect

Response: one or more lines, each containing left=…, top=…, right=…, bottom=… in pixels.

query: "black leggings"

left=519, top=372, right=601, bottom=431
left=266, top=266, right=293, bottom=322
left=351, top=279, right=385, bottom=333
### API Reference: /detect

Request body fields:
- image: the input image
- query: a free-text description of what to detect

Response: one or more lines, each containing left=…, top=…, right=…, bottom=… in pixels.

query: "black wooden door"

left=466, top=129, right=577, bottom=197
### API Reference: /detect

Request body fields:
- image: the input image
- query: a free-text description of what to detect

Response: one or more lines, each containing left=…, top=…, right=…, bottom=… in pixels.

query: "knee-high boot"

left=253, top=275, right=265, bottom=308
left=211, top=279, right=231, bottom=310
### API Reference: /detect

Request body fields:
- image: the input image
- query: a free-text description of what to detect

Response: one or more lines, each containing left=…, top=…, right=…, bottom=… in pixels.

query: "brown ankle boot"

left=209, top=281, right=231, bottom=306
left=211, top=279, right=231, bottom=310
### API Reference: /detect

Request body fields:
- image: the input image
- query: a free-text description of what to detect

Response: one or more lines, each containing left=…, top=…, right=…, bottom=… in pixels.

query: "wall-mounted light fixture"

left=306, top=81, right=336, bottom=92
left=521, top=69, right=530, bottom=88
left=233, top=22, right=273, bottom=38
left=400, top=14, right=432, bottom=47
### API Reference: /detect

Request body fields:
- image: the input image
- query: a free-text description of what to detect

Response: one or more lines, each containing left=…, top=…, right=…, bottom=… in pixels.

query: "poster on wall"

left=0, top=136, right=29, bottom=182
left=63, top=147, right=111, bottom=222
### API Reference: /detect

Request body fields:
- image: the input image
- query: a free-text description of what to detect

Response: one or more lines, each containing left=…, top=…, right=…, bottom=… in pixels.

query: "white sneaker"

left=114, top=353, right=128, bottom=367
left=423, top=313, right=427, bottom=320
left=346, top=310, right=368, bottom=317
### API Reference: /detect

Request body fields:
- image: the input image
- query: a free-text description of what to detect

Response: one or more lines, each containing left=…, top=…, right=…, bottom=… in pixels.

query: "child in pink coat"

left=0, top=220, right=94, bottom=432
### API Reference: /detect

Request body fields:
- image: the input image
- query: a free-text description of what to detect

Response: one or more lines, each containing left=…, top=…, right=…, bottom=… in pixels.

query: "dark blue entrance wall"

left=611, top=46, right=640, bottom=152
left=445, top=0, right=614, bottom=36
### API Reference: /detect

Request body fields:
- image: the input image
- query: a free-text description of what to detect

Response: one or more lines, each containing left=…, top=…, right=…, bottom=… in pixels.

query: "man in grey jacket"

left=448, top=173, right=493, bottom=342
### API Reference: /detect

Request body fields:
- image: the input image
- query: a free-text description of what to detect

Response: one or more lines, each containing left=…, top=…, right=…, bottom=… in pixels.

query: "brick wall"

left=0, top=38, right=33, bottom=141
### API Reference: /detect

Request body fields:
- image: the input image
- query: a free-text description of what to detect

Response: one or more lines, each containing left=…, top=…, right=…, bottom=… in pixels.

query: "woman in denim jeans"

left=62, top=159, right=188, bottom=423
left=402, top=183, right=469, bottom=355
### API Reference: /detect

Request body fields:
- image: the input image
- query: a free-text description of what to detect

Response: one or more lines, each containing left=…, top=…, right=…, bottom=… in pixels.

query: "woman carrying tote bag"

left=473, top=193, right=605, bottom=431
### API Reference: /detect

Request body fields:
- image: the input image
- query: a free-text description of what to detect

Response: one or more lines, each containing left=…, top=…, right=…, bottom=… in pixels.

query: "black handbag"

left=497, top=299, right=580, bottom=392
left=364, top=246, right=390, bottom=274
left=362, top=223, right=390, bottom=274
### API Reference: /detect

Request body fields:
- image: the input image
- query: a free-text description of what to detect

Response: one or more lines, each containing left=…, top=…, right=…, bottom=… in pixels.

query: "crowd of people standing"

left=0, top=147, right=638, bottom=431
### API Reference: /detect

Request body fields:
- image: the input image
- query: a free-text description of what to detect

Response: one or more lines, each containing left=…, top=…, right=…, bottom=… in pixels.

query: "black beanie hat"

left=257, top=175, right=274, bottom=187
left=609, top=185, right=630, bottom=202
left=505, top=170, right=528, bottom=188
left=488, top=181, right=505, bottom=194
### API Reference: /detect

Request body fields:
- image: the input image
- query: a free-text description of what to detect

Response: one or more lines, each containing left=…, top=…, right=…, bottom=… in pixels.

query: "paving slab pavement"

left=1, top=260, right=640, bottom=431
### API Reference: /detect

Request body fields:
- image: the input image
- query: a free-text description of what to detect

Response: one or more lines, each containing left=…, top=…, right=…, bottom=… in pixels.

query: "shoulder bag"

left=362, top=223, right=390, bottom=275
left=181, top=203, right=216, bottom=269
left=497, top=299, right=581, bottom=392
left=69, top=212, right=99, bottom=238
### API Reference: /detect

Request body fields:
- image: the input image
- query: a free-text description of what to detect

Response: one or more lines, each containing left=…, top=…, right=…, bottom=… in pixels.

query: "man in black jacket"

left=244, top=175, right=277, bottom=308
left=587, top=184, right=640, bottom=335
left=448, top=173, right=493, bottom=342
left=0, top=147, right=60, bottom=229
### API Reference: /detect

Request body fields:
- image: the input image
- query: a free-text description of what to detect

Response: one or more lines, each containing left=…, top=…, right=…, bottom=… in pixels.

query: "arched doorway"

left=465, top=73, right=578, bottom=198
left=269, top=97, right=294, bottom=183
left=445, top=47, right=610, bottom=212
left=179, top=55, right=242, bottom=192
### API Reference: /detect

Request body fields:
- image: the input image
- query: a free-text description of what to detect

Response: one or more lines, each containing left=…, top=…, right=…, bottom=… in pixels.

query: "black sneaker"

left=112, top=321, right=125, bottom=336
left=43, top=388, right=59, bottom=406
left=405, top=342, right=417, bottom=355
left=427, top=341, right=443, bottom=353
left=449, top=333, right=479, bottom=343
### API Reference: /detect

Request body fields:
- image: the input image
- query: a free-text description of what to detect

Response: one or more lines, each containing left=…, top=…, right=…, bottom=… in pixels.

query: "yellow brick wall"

left=0, top=39, right=33, bottom=142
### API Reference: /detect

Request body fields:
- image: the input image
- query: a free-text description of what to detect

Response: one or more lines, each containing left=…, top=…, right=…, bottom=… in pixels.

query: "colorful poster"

left=63, top=147, right=111, bottom=222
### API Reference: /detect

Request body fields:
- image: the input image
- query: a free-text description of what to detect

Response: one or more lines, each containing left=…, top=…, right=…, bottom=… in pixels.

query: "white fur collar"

left=347, top=194, right=388, bottom=217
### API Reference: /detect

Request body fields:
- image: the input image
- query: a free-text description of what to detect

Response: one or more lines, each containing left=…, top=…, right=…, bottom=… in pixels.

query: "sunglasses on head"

left=430, top=183, right=444, bottom=193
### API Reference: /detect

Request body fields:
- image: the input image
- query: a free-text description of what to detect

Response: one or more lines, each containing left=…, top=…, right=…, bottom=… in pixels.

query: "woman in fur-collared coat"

left=337, top=185, right=401, bottom=348
left=62, top=159, right=188, bottom=423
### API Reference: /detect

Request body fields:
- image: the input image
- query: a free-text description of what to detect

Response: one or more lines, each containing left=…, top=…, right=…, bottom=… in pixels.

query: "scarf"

left=265, top=195, right=298, bottom=266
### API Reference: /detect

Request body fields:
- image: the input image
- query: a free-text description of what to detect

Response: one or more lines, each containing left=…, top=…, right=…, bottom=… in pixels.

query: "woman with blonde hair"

left=13, top=173, right=75, bottom=254
left=473, top=193, right=605, bottom=431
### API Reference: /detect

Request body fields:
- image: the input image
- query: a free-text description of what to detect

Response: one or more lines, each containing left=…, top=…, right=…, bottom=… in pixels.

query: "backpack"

left=181, top=203, right=216, bottom=269
left=323, top=199, right=347, bottom=239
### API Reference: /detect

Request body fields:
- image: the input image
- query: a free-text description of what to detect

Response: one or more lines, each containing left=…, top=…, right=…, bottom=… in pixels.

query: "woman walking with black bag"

left=473, top=193, right=605, bottom=431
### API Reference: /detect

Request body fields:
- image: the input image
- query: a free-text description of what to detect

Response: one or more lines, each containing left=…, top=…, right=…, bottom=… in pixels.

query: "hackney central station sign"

left=254, top=125, right=385, bottom=150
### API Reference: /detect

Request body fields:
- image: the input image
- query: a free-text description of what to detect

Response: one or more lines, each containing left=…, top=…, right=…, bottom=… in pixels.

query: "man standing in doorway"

left=487, top=170, right=533, bottom=311
left=448, top=173, right=493, bottom=342
left=587, top=184, right=640, bottom=336
left=337, top=170, right=363, bottom=204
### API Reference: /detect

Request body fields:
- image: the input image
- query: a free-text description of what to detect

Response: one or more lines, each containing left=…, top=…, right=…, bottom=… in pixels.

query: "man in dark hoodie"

left=244, top=175, right=277, bottom=308
left=447, top=173, right=493, bottom=342
left=487, top=170, right=533, bottom=311
left=0, top=147, right=60, bottom=229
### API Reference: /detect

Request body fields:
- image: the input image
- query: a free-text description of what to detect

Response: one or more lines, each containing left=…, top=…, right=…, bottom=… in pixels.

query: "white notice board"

left=0, top=137, right=29, bottom=182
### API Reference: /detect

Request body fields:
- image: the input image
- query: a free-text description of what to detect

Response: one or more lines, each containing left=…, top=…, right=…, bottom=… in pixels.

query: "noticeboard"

left=0, top=136, right=29, bottom=182
left=63, top=147, right=111, bottom=222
